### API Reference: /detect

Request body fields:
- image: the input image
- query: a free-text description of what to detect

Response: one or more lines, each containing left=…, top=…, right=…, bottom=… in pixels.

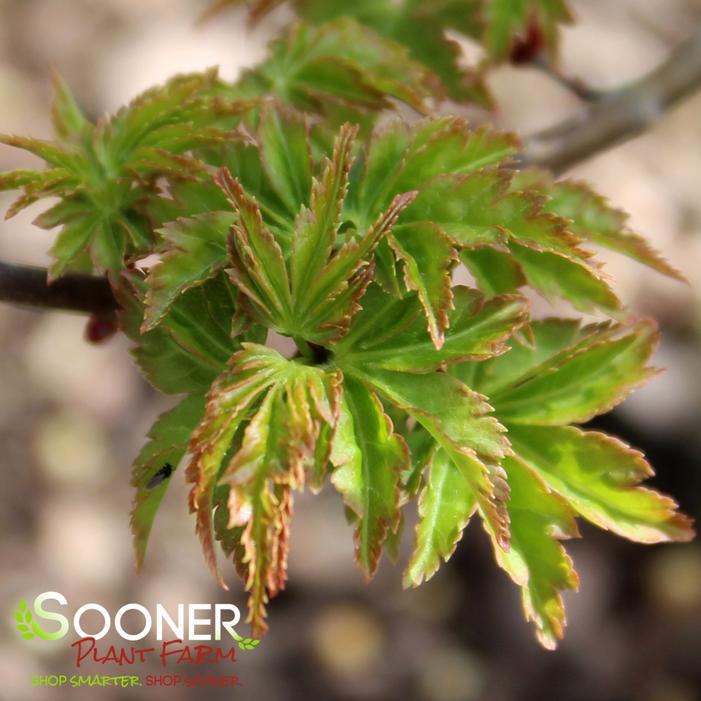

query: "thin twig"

left=525, top=27, right=701, bottom=174
left=532, top=56, right=605, bottom=102
left=0, top=261, right=117, bottom=316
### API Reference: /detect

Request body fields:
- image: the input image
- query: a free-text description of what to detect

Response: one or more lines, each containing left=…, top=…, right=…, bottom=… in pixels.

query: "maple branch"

left=532, top=57, right=605, bottom=102
left=0, top=261, right=117, bottom=316
left=525, top=27, right=701, bottom=174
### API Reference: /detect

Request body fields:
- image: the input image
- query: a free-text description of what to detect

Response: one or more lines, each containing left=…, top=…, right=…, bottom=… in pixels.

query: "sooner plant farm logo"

left=13, top=592, right=260, bottom=690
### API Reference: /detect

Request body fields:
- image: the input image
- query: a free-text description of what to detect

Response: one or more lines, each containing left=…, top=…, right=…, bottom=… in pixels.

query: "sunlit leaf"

left=509, top=425, right=694, bottom=544
left=234, top=18, right=433, bottom=116
left=187, top=344, right=292, bottom=587
left=512, top=170, right=685, bottom=280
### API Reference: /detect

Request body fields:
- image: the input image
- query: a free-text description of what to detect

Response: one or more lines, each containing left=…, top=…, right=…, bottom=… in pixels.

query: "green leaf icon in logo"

left=15, top=599, right=35, bottom=640
left=237, top=638, right=261, bottom=651
left=230, top=629, right=261, bottom=651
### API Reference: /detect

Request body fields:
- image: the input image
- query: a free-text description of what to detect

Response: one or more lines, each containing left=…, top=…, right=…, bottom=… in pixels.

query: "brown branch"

left=532, top=57, right=605, bottom=102
left=524, top=27, right=701, bottom=174
left=0, top=261, right=117, bottom=316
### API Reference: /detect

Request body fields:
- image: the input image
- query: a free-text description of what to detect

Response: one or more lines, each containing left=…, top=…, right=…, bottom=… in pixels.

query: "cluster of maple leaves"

left=0, top=0, right=692, bottom=648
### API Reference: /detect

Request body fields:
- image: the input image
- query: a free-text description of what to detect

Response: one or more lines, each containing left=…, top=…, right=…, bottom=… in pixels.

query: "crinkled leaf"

left=223, top=391, right=290, bottom=635
left=298, top=190, right=417, bottom=342
left=0, top=169, right=62, bottom=192
left=48, top=218, right=98, bottom=279
left=350, top=125, right=621, bottom=316
left=187, top=344, right=291, bottom=587
left=191, top=141, right=289, bottom=228
left=510, top=242, right=621, bottom=315
left=2, top=70, right=241, bottom=275
left=115, top=272, right=242, bottom=394
left=216, top=168, right=293, bottom=329
left=512, top=171, right=685, bottom=281
left=291, top=123, right=356, bottom=303
left=388, top=222, right=456, bottom=347
left=403, top=172, right=582, bottom=255
left=108, top=69, right=229, bottom=155
left=456, top=317, right=594, bottom=397
left=224, top=0, right=488, bottom=103
left=460, top=246, right=527, bottom=296
left=355, top=119, right=518, bottom=223
left=547, top=180, right=683, bottom=279
left=51, top=72, right=88, bottom=142
left=235, top=18, right=433, bottom=116
left=0, top=134, right=78, bottom=169
left=217, top=361, right=338, bottom=633
left=89, top=219, right=128, bottom=271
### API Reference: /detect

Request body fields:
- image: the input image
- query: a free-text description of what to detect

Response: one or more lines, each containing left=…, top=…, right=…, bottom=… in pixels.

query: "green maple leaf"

left=231, top=17, right=434, bottom=117
left=2, top=4, right=690, bottom=649
left=330, top=376, right=407, bottom=578
left=206, top=0, right=572, bottom=99
left=511, top=169, right=685, bottom=281
left=0, top=71, right=242, bottom=277
left=187, top=343, right=340, bottom=635
left=447, top=319, right=694, bottom=647
left=403, top=447, right=477, bottom=588
left=111, top=109, right=690, bottom=647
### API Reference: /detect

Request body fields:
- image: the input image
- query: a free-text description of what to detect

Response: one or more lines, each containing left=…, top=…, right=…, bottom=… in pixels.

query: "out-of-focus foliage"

left=204, top=0, right=573, bottom=85
left=0, top=71, right=242, bottom=278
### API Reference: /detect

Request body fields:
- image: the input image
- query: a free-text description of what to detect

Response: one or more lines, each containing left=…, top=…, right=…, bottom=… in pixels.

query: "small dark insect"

left=146, top=463, right=173, bottom=489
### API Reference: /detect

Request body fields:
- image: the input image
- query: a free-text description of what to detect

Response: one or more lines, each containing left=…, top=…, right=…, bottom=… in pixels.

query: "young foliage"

left=213, top=0, right=487, bottom=103
left=0, top=71, right=245, bottom=278
left=230, top=18, right=435, bottom=118
left=207, top=0, right=573, bottom=90
left=0, top=2, right=692, bottom=649
left=451, top=319, right=693, bottom=647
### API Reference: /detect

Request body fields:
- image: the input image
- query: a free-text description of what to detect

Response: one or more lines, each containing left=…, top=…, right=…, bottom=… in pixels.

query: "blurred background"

left=1, top=1, right=701, bottom=699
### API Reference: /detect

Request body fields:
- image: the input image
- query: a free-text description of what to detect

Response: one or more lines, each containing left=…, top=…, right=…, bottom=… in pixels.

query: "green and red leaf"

left=330, top=376, right=408, bottom=578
